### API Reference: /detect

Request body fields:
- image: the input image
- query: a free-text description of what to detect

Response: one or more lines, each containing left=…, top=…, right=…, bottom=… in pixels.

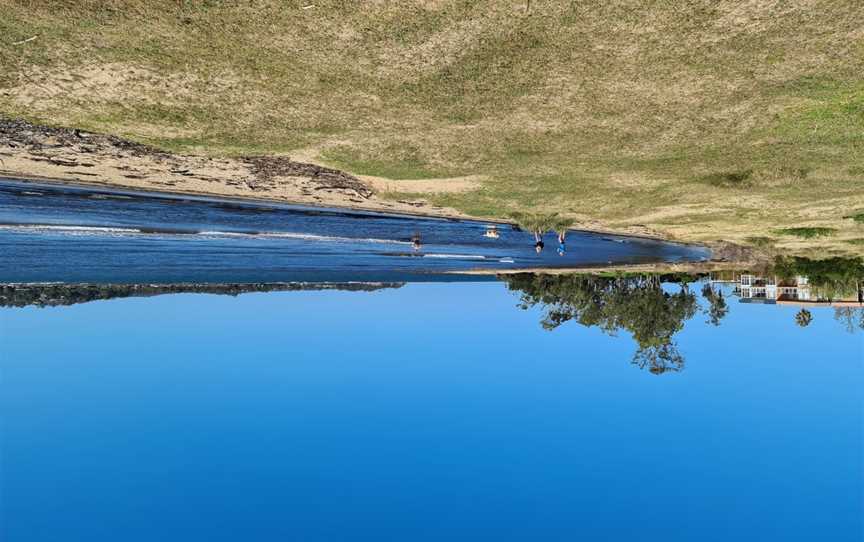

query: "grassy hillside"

left=2, top=0, right=863, bottom=255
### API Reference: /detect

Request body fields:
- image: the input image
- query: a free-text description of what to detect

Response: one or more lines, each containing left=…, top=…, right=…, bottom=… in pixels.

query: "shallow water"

left=1, top=280, right=862, bottom=541
left=0, top=178, right=708, bottom=282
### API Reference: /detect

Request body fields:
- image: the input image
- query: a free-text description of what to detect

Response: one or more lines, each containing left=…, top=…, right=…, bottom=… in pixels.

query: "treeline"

left=0, top=282, right=404, bottom=308
left=772, top=256, right=864, bottom=301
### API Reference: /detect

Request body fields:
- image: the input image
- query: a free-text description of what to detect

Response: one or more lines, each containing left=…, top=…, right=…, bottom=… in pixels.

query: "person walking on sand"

left=534, top=229, right=545, bottom=253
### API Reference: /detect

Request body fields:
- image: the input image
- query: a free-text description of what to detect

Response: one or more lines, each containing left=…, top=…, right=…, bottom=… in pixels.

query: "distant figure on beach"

left=534, top=230, right=545, bottom=253
left=411, top=232, right=422, bottom=251
left=557, top=230, right=566, bottom=256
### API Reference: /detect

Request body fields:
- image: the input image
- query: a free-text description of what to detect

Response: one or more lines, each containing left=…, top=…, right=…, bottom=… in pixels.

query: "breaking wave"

left=0, top=223, right=412, bottom=244
left=0, top=224, right=142, bottom=234
left=198, top=230, right=411, bottom=244
left=422, top=253, right=487, bottom=260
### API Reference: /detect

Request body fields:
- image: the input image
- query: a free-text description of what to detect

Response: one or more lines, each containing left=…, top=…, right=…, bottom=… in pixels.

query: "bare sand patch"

left=361, top=174, right=484, bottom=194
left=11, top=63, right=177, bottom=108
left=281, top=143, right=483, bottom=194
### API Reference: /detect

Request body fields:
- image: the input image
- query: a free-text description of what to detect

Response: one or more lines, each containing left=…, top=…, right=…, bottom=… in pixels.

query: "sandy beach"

left=0, top=118, right=477, bottom=221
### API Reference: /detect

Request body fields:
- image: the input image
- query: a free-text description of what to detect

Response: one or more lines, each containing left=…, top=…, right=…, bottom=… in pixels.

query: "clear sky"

left=1, top=282, right=862, bottom=542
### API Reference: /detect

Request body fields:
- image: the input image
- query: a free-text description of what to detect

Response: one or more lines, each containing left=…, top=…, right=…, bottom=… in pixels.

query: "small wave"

left=199, top=230, right=411, bottom=245
left=498, top=257, right=515, bottom=263
left=88, top=194, right=134, bottom=200
left=0, top=224, right=142, bottom=234
left=422, top=253, right=486, bottom=260
left=0, top=223, right=414, bottom=245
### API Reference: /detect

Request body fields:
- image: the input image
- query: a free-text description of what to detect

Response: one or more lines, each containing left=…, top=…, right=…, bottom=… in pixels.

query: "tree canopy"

left=504, top=274, right=699, bottom=374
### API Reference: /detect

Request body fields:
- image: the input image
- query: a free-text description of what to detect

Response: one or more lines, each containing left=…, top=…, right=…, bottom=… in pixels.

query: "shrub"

left=774, top=227, right=836, bottom=239
left=844, top=212, right=864, bottom=224
left=509, top=212, right=573, bottom=233
left=745, top=236, right=774, bottom=248
left=702, top=170, right=752, bottom=187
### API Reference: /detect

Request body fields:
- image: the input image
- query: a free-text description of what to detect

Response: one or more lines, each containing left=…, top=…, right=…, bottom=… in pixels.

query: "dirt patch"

left=7, top=62, right=236, bottom=110
left=271, top=143, right=483, bottom=194
left=361, top=174, right=484, bottom=194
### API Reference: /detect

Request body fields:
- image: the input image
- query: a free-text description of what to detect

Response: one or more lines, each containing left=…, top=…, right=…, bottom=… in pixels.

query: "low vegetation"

left=774, top=227, right=837, bottom=239
left=508, top=212, right=574, bottom=235
left=701, top=170, right=753, bottom=188
left=2, top=1, right=863, bottom=256
left=745, top=236, right=775, bottom=248
left=844, top=212, right=864, bottom=224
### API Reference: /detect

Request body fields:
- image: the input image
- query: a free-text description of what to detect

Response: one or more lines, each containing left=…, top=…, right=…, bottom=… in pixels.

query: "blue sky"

left=1, top=282, right=862, bottom=541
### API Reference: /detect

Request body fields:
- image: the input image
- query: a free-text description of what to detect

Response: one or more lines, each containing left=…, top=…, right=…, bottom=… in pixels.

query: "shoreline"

left=0, top=175, right=719, bottom=281
left=0, top=118, right=734, bottom=259
left=0, top=174, right=715, bottom=254
left=458, top=260, right=768, bottom=276
left=0, top=170, right=474, bottom=223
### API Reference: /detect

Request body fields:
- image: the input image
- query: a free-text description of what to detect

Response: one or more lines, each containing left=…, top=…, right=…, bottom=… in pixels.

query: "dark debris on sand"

left=244, top=155, right=373, bottom=198
left=0, top=117, right=374, bottom=199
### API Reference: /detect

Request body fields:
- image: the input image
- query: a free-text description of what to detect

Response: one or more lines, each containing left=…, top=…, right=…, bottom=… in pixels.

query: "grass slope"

left=1, top=0, right=863, bottom=256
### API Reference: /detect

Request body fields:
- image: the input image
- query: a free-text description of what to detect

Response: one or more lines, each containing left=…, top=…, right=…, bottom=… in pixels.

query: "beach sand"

left=0, top=118, right=472, bottom=221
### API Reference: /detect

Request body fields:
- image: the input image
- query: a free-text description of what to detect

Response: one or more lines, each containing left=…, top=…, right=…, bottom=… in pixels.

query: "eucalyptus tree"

left=701, top=283, right=729, bottom=326
left=504, top=273, right=698, bottom=374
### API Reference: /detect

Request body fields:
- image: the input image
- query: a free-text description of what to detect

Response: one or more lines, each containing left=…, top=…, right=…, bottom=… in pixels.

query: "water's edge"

left=2, top=176, right=711, bottom=251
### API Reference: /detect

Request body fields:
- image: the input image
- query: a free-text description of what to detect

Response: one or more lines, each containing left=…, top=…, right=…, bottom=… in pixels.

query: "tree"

left=504, top=273, right=698, bottom=374
left=633, top=342, right=685, bottom=375
left=773, top=256, right=864, bottom=301
left=701, top=283, right=729, bottom=326
left=833, top=307, right=864, bottom=333
left=795, top=309, right=813, bottom=328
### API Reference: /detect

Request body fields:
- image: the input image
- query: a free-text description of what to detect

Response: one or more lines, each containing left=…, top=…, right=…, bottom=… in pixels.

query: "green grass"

left=745, top=236, right=775, bottom=248
left=1, top=0, right=864, bottom=255
left=508, top=212, right=574, bottom=233
left=844, top=212, right=864, bottom=224
left=774, top=227, right=837, bottom=239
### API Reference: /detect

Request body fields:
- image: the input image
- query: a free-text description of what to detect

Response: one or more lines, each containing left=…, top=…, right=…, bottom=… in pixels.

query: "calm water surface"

left=2, top=281, right=862, bottom=541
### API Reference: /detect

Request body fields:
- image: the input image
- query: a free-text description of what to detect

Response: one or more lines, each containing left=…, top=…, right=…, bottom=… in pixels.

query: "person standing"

left=534, top=230, right=545, bottom=253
